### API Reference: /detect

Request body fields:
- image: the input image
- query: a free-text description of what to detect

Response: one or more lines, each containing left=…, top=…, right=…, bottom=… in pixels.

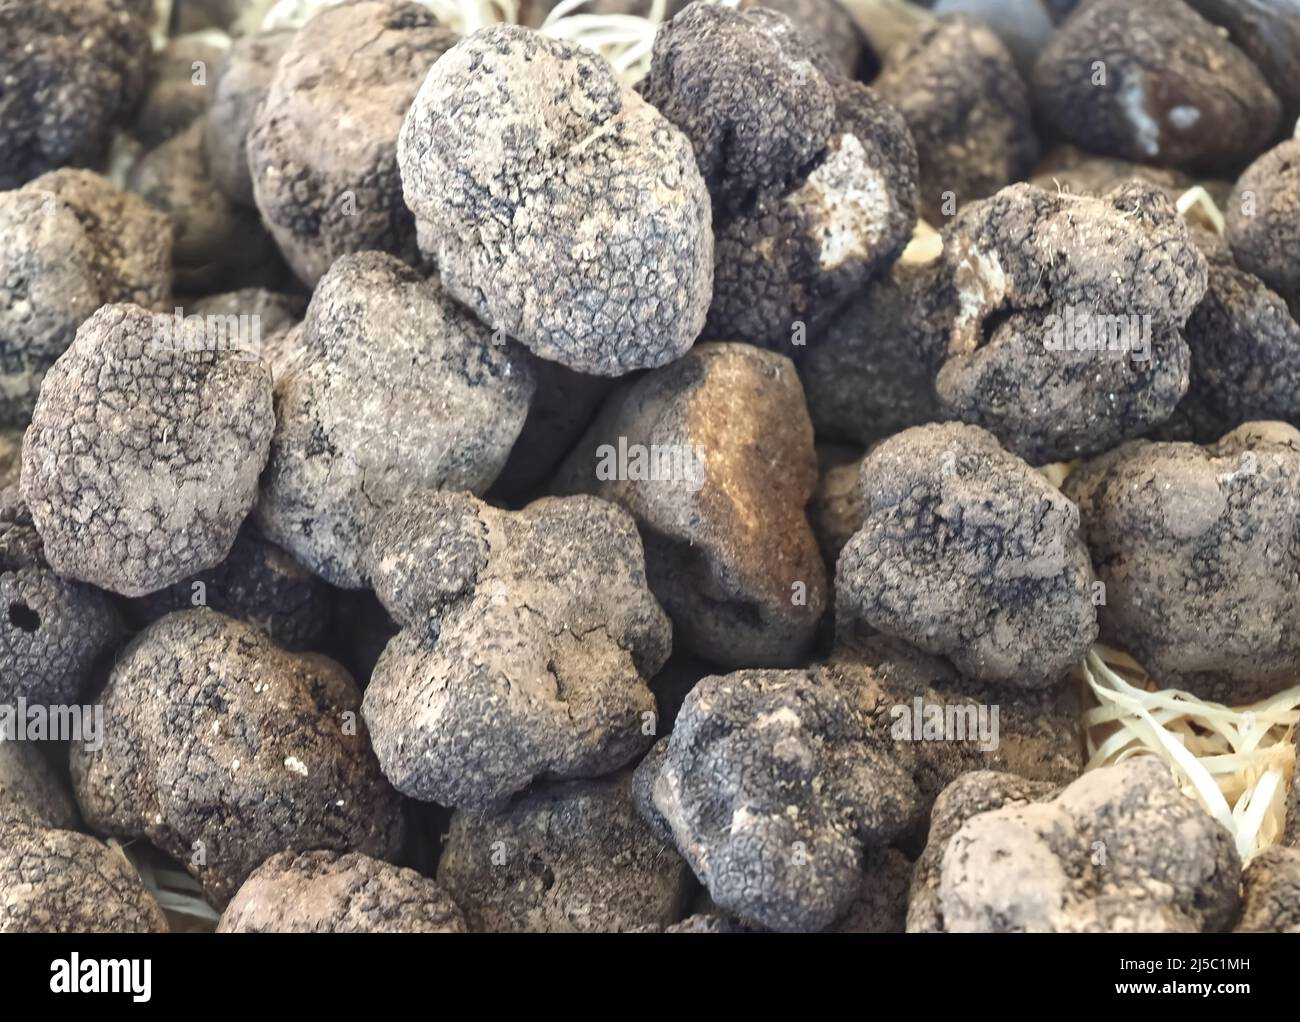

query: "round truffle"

left=1227, top=138, right=1300, bottom=313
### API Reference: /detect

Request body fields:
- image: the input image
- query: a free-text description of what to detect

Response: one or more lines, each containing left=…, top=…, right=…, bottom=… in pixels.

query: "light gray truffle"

left=1236, top=847, right=1300, bottom=933
left=71, top=609, right=404, bottom=907
left=0, top=826, right=168, bottom=933
left=362, top=490, right=670, bottom=808
left=398, top=25, right=714, bottom=375
left=437, top=772, right=693, bottom=932
left=836, top=423, right=1098, bottom=688
left=917, top=759, right=1239, bottom=933
left=218, top=850, right=466, bottom=933
left=0, top=169, right=172, bottom=426
left=248, top=1, right=460, bottom=286
left=254, top=252, right=534, bottom=589
left=0, top=741, right=79, bottom=831
left=21, top=303, right=274, bottom=597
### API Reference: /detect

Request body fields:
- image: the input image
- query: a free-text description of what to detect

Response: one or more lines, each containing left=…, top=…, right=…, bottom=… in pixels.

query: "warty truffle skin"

left=70, top=609, right=405, bottom=908
left=1064, top=421, right=1300, bottom=701
left=1031, top=0, right=1281, bottom=173
left=254, top=251, right=535, bottom=590
left=397, top=25, right=714, bottom=376
left=217, top=851, right=467, bottom=933
left=0, top=0, right=153, bottom=189
left=21, top=303, right=275, bottom=598
left=248, top=1, right=460, bottom=287
left=361, top=490, right=670, bottom=809
left=836, top=422, right=1099, bottom=688
left=1227, top=138, right=1300, bottom=315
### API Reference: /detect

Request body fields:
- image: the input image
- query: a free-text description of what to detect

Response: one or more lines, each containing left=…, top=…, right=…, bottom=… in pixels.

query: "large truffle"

left=554, top=342, right=826, bottom=668
left=640, top=5, right=917, bottom=349
left=398, top=25, right=713, bottom=375
left=1227, top=138, right=1300, bottom=315
left=254, top=252, right=534, bottom=589
left=437, top=772, right=693, bottom=932
left=1064, top=421, right=1300, bottom=700
left=217, top=850, right=466, bottom=933
left=71, top=609, right=404, bottom=907
left=0, top=169, right=172, bottom=426
left=21, top=303, right=274, bottom=597
left=837, top=423, right=1098, bottom=688
left=248, top=1, right=459, bottom=286
left=362, top=491, right=670, bottom=808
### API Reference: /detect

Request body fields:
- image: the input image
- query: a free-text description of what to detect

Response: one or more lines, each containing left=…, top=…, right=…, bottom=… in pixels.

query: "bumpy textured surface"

left=739, top=0, right=867, bottom=78
left=1227, top=139, right=1300, bottom=314
left=362, top=491, right=670, bottom=808
left=0, top=488, right=120, bottom=704
left=933, top=181, right=1206, bottom=461
left=255, top=252, right=533, bottom=589
left=205, top=29, right=294, bottom=207
left=0, top=169, right=172, bottom=426
left=1236, top=847, right=1300, bottom=933
left=22, top=303, right=274, bottom=597
left=1032, top=0, right=1280, bottom=172
left=134, top=33, right=225, bottom=148
left=916, top=759, right=1239, bottom=933
left=128, top=524, right=334, bottom=650
left=874, top=15, right=1038, bottom=224
left=641, top=5, right=917, bottom=349
left=130, top=120, right=281, bottom=294
left=837, top=423, right=1098, bottom=688
left=1065, top=421, right=1300, bottom=700
left=398, top=25, right=713, bottom=375
left=554, top=342, right=826, bottom=668
left=0, top=0, right=153, bottom=189
left=71, top=610, right=403, bottom=907
left=0, top=741, right=80, bottom=830
left=831, top=846, right=913, bottom=934
left=248, top=1, right=459, bottom=286
left=437, top=773, right=693, bottom=932
left=0, top=826, right=168, bottom=933
left=218, top=850, right=466, bottom=933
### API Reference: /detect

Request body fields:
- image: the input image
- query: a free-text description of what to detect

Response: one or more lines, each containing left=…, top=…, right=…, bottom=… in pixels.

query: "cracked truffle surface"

left=437, top=772, right=692, bottom=932
left=933, top=181, right=1206, bottom=462
left=1065, top=421, right=1300, bottom=700
left=362, top=490, right=670, bottom=809
left=254, top=251, right=534, bottom=589
left=21, top=303, right=274, bottom=597
left=218, top=850, right=466, bottom=933
left=398, top=25, right=713, bottom=375
left=836, top=422, right=1098, bottom=688
left=71, top=609, right=403, bottom=907
left=248, top=1, right=459, bottom=286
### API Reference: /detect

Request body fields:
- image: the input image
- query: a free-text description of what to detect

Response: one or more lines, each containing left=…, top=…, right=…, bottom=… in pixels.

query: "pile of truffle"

left=3, top=0, right=1300, bottom=934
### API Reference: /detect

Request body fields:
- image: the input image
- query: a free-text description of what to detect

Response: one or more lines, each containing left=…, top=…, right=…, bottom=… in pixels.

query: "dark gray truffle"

left=1227, top=138, right=1300, bottom=315
left=217, top=850, right=466, bottom=933
left=437, top=772, right=693, bottom=932
left=21, top=303, right=274, bottom=597
left=362, top=490, right=670, bottom=808
left=398, top=25, right=714, bottom=375
left=70, top=609, right=404, bottom=907
left=254, top=252, right=534, bottom=589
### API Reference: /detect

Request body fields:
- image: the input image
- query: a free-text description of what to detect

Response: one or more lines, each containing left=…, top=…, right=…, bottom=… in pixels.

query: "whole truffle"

left=1236, top=847, right=1300, bottom=933
left=362, top=491, right=670, bottom=808
left=554, top=342, right=827, bottom=668
left=874, top=15, right=1038, bottom=224
left=836, top=422, right=1098, bottom=688
left=0, top=0, right=153, bottom=188
left=204, top=29, right=295, bottom=207
left=398, top=25, right=714, bottom=375
left=254, top=252, right=534, bottom=589
left=248, top=1, right=460, bottom=286
left=924, top=758, right=1240, bottom=932
left=1032, top=0, right=1281, bottom=172
left=0, top=827, right=168, bottom=933
left=0, top=169, right=172, bottom=426
left=1227, top=138, right=1300, bottom=314
left=1064, top=421, right=1300, bottom=700
left=437, top=773, right=693, bottom=932
left=71, top=609, right=404, bottom=907
left=22, top=303, right=274, bottom=597
left=933, top=181, right=1207, bottom=462
left=218, top=850, right=466, bottom=933
left=640, top=5, right=917, bottom=349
